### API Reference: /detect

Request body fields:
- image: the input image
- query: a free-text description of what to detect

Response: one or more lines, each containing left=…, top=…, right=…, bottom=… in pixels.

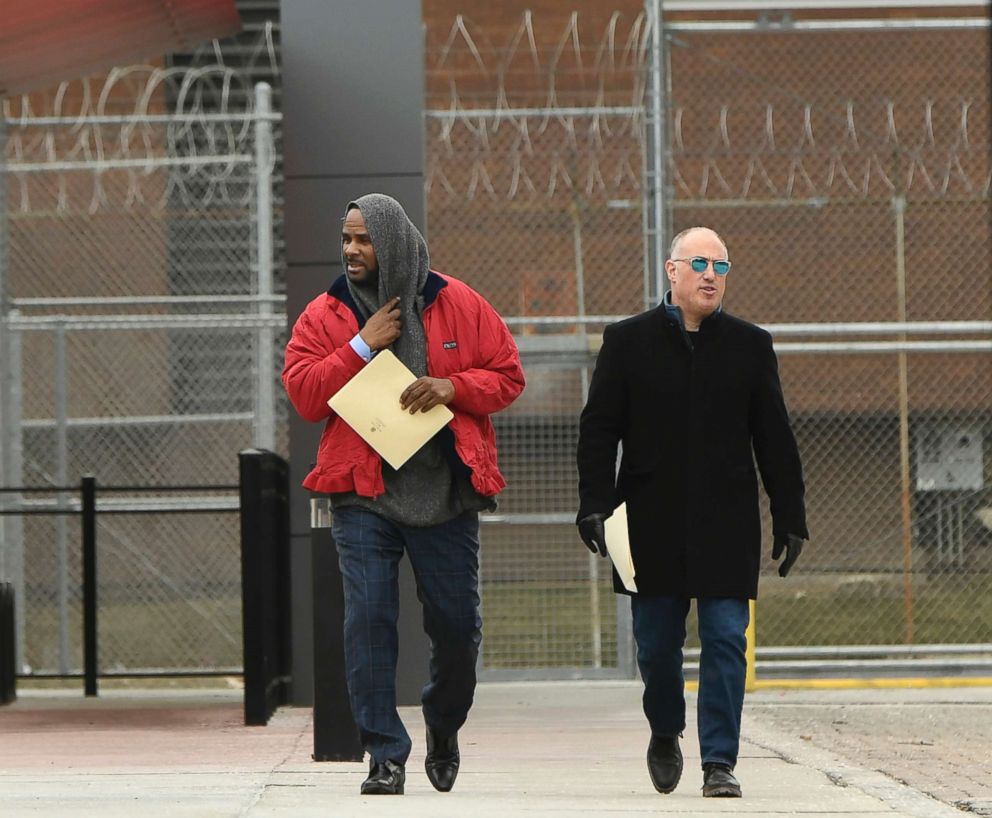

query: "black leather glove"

left=772, top=533, right=804, bottom=577
left=577, top=513, right=608, bottom=557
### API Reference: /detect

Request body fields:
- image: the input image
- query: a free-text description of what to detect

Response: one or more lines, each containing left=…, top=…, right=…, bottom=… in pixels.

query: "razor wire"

left=425, top=11, right=989, bottom=206
left=1, top=20, right=280, bottom=215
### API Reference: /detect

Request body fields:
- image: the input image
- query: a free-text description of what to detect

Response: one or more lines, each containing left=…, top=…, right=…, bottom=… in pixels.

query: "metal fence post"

left=253, top=82, right=276, bottom=452
left=643, top=0, right=669, bottom=311
left=80, top=475, right=97, bottom=696
left=0, top=116, right=27, bottom=676
left=892, top=194, right=915, bottom=645
left=55, top=320, right=71, bottom=673
left=571, top=202, right=603, bottom=669
left=8, top=322, right=23, bottom=677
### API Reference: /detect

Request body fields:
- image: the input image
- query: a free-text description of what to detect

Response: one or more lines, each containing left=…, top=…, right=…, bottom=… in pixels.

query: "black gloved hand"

left=772, top=532, right=804, bottom=577
left=577, top=513, right=608, bottom=557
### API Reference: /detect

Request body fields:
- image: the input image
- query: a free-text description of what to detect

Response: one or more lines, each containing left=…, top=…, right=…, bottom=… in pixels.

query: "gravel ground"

left=745, top=686, right=992, bottom=816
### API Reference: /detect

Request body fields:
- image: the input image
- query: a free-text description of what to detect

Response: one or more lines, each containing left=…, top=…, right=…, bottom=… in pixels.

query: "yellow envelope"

left=328, top=349, right=454, bottom=470
left=604, top=503, right=637, bottom=592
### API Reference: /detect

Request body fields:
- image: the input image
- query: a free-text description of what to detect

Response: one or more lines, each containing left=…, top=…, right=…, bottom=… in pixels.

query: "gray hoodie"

left=344, top=193, right=429, bottom=378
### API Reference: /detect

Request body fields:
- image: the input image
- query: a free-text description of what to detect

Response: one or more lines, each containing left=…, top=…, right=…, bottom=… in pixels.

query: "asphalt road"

left=744, top=686, right=992, bottom=816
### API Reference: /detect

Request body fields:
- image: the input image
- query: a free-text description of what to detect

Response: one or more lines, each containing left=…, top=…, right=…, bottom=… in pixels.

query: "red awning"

left=0, top=0, right=241, bottom=97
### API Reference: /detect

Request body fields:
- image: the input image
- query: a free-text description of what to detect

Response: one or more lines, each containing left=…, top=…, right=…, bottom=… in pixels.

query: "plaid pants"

left=330, top=507, right=482, bottom=765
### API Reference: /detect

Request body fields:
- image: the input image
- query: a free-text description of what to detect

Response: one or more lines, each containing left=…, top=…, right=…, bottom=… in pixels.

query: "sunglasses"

left=673, top=256, right=732, bottom=276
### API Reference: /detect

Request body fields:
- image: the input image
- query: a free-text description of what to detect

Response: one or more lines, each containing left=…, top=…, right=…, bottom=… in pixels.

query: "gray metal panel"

left=396, top=559, right=430, bottom=707
left=286, top=264, right=336, bottom=320
left=288, top=413, right=320, bottom=538
left=282, top=0, right=427, bottom=708
left=286, top=264, right=335, bottom=538
left=281, top=0, right=425, bottom=178
left=285, top=177, right=427, bottom=264
left=289, top=532, right=314, bottom=704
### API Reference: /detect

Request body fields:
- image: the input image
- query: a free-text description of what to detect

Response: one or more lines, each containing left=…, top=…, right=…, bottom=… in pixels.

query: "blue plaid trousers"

left=330, top=507, right=482, bottom=765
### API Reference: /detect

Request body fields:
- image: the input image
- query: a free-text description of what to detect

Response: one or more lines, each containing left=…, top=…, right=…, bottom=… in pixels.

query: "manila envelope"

left=328, top=349, right=454, bottom=470
left=604, top=503, right=638, bottom=592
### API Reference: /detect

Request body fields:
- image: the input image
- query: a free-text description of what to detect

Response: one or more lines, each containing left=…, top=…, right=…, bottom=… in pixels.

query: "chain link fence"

left=2, top=8, right=989, bottom=681
left=423, top=9, right=992, bottom=676
left=0, top=49, right=286, bottom=675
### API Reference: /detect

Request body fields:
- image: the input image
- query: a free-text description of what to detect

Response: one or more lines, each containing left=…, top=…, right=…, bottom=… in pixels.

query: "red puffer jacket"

left=283, top=271, right=525, bottom=498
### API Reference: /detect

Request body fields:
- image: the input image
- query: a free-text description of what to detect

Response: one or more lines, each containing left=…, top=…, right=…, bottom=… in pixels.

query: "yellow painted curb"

left=750, top=677, right=992, bottom=690
left=686, top=677, right=992, bottom=692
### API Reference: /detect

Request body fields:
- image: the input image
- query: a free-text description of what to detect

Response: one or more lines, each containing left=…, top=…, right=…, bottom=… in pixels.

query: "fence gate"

left=0, top=64, right=286, bottom=677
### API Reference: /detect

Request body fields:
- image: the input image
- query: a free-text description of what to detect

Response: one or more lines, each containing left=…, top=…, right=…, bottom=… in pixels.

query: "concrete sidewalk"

left=0, top=681, right=967, bottom=817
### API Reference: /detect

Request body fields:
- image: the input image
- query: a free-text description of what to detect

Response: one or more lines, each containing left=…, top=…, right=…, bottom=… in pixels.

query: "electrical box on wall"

left=916, top=427, right=984, bottom=492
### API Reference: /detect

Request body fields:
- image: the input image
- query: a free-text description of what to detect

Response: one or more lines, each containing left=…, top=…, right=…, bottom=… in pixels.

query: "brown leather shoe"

left=425, top=727, right=460, bottom=792
left=702, top=762, right=741, bottom=797
left=361, top=759, right=405, bottom=795
left=647, top=734, right=683, bottom=794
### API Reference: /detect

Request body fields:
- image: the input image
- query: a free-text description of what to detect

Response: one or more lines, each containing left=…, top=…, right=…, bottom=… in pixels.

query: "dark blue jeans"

left=330, top=507, right=482, bottom=765
left=631, top=595, right=749, bottom=768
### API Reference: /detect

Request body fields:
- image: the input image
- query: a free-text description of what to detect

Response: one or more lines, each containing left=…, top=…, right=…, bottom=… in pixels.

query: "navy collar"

left=422, top=270, right=446, bottom=306
left=662, top=290, right=722, bottom=332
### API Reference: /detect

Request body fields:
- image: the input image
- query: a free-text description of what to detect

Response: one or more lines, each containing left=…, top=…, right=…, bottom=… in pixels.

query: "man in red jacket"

left=283, top=193, right=524, bottom=796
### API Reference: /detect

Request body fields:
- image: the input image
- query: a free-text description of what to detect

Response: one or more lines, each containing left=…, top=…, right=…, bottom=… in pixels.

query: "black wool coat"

left=576, top=305, right=808, bottom=599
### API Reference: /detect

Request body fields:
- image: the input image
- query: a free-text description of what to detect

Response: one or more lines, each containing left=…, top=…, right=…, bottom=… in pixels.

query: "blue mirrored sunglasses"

left=674, top=256, right=732, bottom=276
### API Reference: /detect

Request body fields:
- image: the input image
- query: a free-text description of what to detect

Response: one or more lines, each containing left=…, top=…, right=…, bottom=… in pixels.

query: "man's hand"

left=772, top=533, right=804, bottom=577
left=577, top=513, right=608, bottom=557
left=359, top=297, right=402, bottom=352
left=400, top=377, right=455, bottom=413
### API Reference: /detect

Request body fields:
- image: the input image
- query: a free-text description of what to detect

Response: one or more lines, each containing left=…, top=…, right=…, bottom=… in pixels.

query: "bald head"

left=670, top=227, right=727, bottom=261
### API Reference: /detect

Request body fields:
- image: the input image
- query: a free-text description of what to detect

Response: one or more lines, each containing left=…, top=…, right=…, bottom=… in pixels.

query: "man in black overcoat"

left=575, top=226, right=808, bottom=798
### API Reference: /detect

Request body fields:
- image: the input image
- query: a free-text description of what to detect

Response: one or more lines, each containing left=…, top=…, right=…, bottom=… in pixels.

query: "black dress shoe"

left=647, top=734, right=683, bottom=794
left=361, top=759, right=405, bottom=795
left=425, top=726, right=460, bottom=792
left=702, top=762, right=741, bottom=797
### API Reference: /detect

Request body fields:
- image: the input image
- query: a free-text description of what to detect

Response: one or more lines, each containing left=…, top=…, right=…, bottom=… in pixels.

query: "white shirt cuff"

left=349, top=333, right=374, bottom=362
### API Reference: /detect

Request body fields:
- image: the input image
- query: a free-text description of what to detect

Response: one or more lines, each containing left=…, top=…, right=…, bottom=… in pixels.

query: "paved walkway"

left=0, top=681, right=976, bottom=817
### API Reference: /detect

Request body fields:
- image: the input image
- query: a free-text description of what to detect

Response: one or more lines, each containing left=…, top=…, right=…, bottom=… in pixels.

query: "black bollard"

left=0, top=583, right=15, bottom=704
left=311, top=497, right=363, bottom=761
